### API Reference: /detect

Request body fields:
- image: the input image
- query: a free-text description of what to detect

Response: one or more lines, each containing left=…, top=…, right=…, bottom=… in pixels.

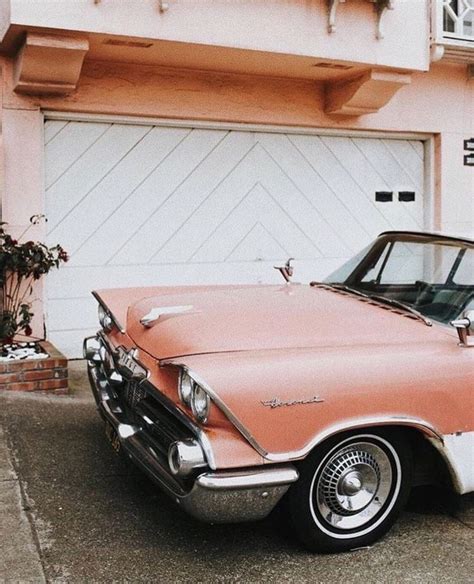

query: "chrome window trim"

left=377, top=230, right=474, bottom=246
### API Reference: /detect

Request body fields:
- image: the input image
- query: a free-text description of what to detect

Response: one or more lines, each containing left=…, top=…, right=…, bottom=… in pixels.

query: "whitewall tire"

left=287, top=430, right=413, bottom=553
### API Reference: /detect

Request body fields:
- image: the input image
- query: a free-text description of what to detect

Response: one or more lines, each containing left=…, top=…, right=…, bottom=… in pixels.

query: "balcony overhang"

left=431, top=40, right=474, bottom=65
left=8, top=30, right=412, bottom=117
left=13, top=32, right=89, bottom=95
left=325, top=69, right=411, bottom=116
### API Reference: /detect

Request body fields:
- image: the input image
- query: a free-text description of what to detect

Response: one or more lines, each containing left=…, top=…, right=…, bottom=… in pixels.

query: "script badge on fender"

left=261, top=396, right=325, bottom=408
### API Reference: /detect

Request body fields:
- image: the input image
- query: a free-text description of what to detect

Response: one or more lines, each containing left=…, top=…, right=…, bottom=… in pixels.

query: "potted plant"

left=0, top=215, right=68, bottom=353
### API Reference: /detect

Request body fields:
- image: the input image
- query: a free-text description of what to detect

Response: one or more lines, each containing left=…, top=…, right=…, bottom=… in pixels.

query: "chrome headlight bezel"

left=178, top=370, right=194, bottom=407
left=98, top=304, right=114, bottom=333
left=178, top=368, right=211, bottom=424
left=190, top=383, right=211, bottom=424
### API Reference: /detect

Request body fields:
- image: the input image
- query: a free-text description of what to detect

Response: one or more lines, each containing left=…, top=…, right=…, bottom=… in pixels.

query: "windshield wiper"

left=367, top=294, right=433, bottom=327
left=311, top=282, right=433, bottom=327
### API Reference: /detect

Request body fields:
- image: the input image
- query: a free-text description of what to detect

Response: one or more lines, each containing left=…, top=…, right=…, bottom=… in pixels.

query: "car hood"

left=120, top=284, right=445, bottom=360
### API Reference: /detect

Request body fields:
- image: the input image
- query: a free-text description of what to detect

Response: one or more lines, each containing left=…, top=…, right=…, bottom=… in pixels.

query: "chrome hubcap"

left=341, top=472, right=363, bottom=495
left=315, top=441, right=393, bottom=531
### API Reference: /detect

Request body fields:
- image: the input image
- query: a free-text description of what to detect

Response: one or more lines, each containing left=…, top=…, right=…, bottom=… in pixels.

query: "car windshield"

left=324, top=233, right=474, bottom=325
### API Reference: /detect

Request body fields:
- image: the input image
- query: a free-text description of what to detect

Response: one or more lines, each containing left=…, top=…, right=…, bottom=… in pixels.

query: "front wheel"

left=287, top=430, right=413, bottom=553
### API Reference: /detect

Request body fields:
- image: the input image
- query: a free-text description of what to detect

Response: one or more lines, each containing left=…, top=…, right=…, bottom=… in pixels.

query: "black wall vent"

left=375, top=191, right=393, bottom=202
left=398, top=191, right=416, bottom=202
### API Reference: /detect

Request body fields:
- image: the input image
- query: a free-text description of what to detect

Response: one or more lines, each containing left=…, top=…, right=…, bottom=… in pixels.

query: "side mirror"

left=451, top=309, right=474, bottom=347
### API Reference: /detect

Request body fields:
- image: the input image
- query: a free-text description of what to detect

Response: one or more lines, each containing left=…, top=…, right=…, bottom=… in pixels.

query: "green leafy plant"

left=0, top=215, right=68, bottom=343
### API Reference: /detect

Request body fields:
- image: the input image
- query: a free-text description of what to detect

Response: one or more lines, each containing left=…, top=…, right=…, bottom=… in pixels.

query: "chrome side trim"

left=263, top=416, right=445, bottom=463
left=161, top=361, right=267, bottom=458
left=161, top=364, right=446, bottom=465
left=196, top=467, right=299, bottom=490
left=92, top=290, right=126, bottom=334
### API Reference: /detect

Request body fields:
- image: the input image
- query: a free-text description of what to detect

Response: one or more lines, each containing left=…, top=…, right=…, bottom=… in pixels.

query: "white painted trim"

left=43, top=111, right=433, bottom=142
left=423, top=137, right=436, bottom=231
left=439, top=432, right=474, bottom=495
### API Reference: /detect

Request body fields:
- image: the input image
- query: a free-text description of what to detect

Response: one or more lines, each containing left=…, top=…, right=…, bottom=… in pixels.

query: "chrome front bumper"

left=85, top=336, right=299, bottom=523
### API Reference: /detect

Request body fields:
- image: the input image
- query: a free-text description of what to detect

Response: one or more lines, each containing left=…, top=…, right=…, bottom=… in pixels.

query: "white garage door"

left=44, top=120, right=426, bottom=357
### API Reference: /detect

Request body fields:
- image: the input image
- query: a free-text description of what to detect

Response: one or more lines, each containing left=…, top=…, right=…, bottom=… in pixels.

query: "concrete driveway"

left=1, top=362, right=473, bottom=583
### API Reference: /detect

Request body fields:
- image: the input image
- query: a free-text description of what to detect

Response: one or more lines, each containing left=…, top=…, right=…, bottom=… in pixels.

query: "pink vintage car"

left=84, top=231, right=473, bottom=553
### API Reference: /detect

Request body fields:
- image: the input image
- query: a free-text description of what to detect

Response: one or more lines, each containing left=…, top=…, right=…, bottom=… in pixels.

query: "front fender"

left=168, top=340, right=471, bottom=462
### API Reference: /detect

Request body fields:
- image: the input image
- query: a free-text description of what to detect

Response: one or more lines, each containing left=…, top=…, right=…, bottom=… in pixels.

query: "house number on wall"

left=464, top=138, right=474, bottom=167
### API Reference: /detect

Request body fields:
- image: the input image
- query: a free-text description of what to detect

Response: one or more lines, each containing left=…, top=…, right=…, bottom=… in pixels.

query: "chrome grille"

left=123, top=379, right=147, bottom=409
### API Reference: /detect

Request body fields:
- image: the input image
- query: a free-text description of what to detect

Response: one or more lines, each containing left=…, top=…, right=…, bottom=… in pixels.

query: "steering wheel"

left=413, top=280, right=434, bottom=307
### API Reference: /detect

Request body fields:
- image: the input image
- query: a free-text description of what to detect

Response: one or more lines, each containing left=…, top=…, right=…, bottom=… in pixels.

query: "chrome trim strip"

left=377, top=230, right=474, bottom=246
left=196, top=467, right=299, bottom=490
left=265, top=416, right=444, bottom=462
left=92, top=290, right=126, bottom=334
left=162, top=363, right=446, bottom=464
left=161, top=361, right=268, bottom=458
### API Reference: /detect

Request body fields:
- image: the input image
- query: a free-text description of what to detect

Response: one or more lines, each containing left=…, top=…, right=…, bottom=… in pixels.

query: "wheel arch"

left=285, top=419, right=459, bottom=494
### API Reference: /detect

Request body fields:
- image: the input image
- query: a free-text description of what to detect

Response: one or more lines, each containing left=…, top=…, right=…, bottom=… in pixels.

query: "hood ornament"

left=274, top=258, right=295, bottom=284
left=140, top=305, right=194, bottom=328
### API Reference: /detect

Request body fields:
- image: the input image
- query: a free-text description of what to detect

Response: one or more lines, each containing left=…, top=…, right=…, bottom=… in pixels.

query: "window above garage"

left=443, top=0, right=473, bottom=42
left=432, top=0, right=474, bottom=63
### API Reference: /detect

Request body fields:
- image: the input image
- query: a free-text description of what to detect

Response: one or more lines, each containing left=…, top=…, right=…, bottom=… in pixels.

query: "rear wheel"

left=287, top=430, right=413, bottom=553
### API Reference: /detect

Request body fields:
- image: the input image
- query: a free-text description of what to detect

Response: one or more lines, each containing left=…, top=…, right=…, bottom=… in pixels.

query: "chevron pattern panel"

left=44, top=120, right=425, bottom=356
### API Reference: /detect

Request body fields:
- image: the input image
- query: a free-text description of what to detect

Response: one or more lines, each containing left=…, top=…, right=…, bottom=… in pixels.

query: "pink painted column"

left=1, top=106, right=46, bottom=338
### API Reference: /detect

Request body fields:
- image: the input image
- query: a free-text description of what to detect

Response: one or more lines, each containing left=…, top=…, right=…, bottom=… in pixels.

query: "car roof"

left=378, top=230, right=474, bottom=246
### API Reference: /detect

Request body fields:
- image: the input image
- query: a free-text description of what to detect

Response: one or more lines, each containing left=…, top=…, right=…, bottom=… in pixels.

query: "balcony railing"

left=432, top=0, right=474, bottom=63
left=442, top=0, right=474, bottom=42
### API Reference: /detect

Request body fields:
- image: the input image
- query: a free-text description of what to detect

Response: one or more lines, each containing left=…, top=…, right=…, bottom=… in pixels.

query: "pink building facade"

left=0, top=0, right=473, bottom=356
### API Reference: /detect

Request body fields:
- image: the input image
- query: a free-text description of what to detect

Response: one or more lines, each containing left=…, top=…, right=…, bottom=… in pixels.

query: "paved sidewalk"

left=0, top=425, right=45, bottom=582
left=0, top=362, right=473, bottom=583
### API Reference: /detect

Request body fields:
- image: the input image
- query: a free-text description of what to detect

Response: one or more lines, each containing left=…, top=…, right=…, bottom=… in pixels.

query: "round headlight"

left=98, top=304, right=113, bottom=332
left=191, top=383, right=210, bottom=423
left=179, top=371, right=193, bottom=407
